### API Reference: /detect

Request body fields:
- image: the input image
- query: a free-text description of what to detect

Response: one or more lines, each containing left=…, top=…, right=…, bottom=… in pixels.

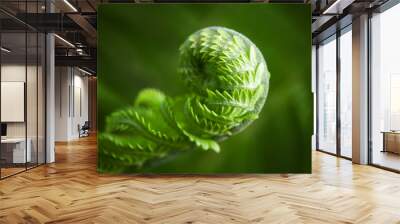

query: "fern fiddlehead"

left=99, top=26, right=270, bottom=172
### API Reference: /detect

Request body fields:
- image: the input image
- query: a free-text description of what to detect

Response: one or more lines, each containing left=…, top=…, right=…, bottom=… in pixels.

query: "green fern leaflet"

left=98, top=26, right=270, bottom=172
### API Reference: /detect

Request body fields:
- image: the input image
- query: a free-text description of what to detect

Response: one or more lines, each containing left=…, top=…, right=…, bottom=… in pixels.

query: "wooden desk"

left=382, top=131, right=400, bottom=154
left=1, top=138, right=31, bottom=164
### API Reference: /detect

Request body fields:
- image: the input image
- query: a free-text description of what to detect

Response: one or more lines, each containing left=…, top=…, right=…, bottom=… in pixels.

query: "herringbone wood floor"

left=1, top=135, right=400, bottom=224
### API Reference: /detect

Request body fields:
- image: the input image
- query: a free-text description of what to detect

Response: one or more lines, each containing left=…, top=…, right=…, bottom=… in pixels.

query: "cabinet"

left=382, top=132, right=400, bottom=154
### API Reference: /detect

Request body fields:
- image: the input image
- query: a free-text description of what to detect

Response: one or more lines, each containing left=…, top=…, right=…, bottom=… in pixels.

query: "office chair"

left=79, top=121, right=90, bottom=138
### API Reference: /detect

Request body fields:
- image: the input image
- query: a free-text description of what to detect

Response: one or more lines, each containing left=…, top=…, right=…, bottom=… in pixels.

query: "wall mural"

left=98, top=4, right=312, bottom=173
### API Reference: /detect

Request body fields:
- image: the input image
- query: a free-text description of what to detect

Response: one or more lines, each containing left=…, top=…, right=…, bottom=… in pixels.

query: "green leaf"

left=99, top=26, right=270, bottom=171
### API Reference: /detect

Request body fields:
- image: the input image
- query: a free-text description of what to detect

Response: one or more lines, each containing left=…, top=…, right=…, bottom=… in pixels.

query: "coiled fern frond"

left=99, top=26, right=270, bottom=172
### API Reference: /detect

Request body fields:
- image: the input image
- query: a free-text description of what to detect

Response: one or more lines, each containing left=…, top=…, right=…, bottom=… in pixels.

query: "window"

left=370, top=3, right=400, bottom=171
left=317, top=35, right=337, bottom=154
left=339, top=28, right=352, bottom=158
left=0, top=2, right=47, bottom=179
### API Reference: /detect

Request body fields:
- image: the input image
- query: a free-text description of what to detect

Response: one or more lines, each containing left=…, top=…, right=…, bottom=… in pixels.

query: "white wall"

left=72, top=72, right=89, bottom=138
left=1, top=65, right=38, bottom=138
left=1, top=65, right=26, bottom=140
left=55, top=66, right=70, bottom=141
left=55, top=67, right=89, bottom=141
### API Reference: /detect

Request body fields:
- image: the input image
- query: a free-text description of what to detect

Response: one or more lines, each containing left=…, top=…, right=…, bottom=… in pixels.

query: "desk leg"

left=382, top=133, right=386, bottom=153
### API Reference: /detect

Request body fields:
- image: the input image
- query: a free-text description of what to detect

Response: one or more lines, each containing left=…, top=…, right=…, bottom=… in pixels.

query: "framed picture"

left=98, top=3, right=312, bottom=173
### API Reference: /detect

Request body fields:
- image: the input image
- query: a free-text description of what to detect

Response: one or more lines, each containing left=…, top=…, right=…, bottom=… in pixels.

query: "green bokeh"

left=98, top=3, right=312, bottom=173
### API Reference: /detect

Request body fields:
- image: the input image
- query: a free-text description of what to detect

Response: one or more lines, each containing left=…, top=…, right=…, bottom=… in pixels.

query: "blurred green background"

left=98, top=4, right=312, bottom=173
